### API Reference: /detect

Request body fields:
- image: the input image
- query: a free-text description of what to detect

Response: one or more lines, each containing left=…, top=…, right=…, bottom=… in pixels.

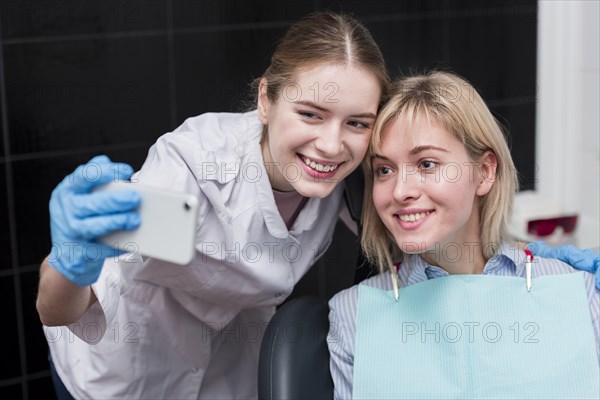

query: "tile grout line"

left=166, top=0, right=178, bottom=128
left=3, top=28, right=166, bottom=45
left=0, top=369, right=51, bottom=388
left=0, top=17, right=29, bottom=400
left=1, top=20, right=296, bottom=46
left=0, top=141, right=154, bottom=164
left=0, top=263, right=43, bottom=278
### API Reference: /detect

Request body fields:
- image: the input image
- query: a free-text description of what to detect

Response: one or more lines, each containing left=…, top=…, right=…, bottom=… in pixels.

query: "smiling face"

left=258, top=62, right=381, bottom=198
left=371, top=113, right=496, bottom=270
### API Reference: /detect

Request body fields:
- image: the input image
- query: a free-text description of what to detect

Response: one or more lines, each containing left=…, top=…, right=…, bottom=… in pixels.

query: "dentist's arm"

left=36, top=155, right=141, bottom=326
left=37, top=258, right=97, bottom=326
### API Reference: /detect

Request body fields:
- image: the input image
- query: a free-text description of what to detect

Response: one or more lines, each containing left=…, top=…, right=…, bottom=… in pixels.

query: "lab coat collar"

left=249, top=146, right=329, bottom=239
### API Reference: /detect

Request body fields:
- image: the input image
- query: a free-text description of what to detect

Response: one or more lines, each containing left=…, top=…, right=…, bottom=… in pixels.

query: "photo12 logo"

left=400, top=321, right=540, bottom=344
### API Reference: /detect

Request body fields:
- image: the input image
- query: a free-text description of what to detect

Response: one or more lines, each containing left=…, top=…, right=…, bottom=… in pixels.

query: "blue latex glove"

left=528, top=240, right=600, bottom=290
left=48, top=155, right=141, bottom=286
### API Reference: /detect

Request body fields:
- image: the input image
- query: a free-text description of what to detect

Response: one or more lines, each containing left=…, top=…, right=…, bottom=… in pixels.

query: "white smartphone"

left=93, top=181, right=199, bottom=265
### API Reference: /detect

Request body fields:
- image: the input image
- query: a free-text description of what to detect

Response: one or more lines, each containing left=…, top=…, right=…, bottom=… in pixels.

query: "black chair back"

left=258, top=296, right=334, bottom=399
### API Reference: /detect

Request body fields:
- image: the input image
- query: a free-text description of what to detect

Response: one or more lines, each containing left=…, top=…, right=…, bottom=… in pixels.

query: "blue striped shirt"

left=327, top=243, right=600, bottom=400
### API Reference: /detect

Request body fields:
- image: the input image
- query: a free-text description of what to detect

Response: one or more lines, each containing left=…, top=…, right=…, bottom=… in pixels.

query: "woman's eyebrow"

left=294, top=100, right=328, bottom=112
left=350, top=112, right=377, bottom=119
left=409, top=145, right=448, bottom=156
left=372, top=154, right=389, bottom=161
left=294, top=100, right=376, bottom=119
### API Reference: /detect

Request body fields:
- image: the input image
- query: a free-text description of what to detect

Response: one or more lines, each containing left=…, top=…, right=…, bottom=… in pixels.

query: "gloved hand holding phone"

left=47, top=155, right=141, bottom=286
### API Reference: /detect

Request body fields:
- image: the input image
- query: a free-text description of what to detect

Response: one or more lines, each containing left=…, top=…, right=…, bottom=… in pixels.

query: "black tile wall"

left=0, top=276, right=21, bottom=379
left=320, top=0, right=448, bottom=16
left=1, top=99, right=5, bottom=157
left=1, top=1, right=166, bottom=39
left=0, top=384, right=23, bottom=399
left=0, top=1, right=538, bottom=397
left=20, top=271, right=46, bottom=374
left=27, top=376, right=56, bottom=400
left=444, top=10, right=537, bottom=102
left=0, top=163, right=12, bottom=270
left=172, top=0, right=315, bottom=27
left=447, top=0, right=537, bottom=13
left=4, top=36, right=171, bottom=155
left=490, top=103, right=537, bottom=191
left=367, top=18, right=447, bottom=76
left=173, top=27, right=285, bottom=117
left=321, top=0, right=536, bottom=21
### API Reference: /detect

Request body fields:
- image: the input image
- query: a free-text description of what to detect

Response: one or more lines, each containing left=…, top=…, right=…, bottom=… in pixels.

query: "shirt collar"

left=398, top=241, right=528, bottom=286
left=491, top=242, right=529, bottom=277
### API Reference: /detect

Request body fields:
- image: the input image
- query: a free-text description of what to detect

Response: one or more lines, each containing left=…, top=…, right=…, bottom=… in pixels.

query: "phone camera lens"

left=184, top=202, right=191, bottom=211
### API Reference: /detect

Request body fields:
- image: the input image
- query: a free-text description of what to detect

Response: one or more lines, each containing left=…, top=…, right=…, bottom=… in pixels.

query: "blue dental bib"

left=353, top=273, right=599, bottom=399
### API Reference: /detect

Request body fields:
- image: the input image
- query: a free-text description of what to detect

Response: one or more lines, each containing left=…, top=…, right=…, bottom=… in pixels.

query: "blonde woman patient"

left=327, top=71, right=599, bottom=399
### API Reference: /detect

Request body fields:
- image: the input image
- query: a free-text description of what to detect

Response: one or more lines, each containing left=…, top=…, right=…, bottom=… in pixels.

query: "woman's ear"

left=257, top=78, right=270, bottom=125
left=476, top=150, right=498, bottom=196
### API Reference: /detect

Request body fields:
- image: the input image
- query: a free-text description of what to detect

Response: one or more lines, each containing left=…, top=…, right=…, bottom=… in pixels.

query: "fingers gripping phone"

left=94, top=181, right=199, bottom=265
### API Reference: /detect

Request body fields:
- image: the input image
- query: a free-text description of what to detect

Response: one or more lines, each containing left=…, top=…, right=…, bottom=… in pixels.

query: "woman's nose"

left=392, top=165, right=421, bottom=203
left=313, top=124, right=343, bottom=157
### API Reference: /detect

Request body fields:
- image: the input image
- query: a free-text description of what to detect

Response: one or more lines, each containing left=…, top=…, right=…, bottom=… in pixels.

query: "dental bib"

left=353, top=273, right=599, bottom=399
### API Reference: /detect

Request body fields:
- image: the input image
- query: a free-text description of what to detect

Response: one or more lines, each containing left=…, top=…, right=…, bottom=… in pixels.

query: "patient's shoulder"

left=329, top=272, right=393, bottom=312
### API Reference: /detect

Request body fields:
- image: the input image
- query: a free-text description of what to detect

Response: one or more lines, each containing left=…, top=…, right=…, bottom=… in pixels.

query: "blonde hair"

left=361, top=71, right=518, bottom=273
left=254, top=11, right=390, bottom=107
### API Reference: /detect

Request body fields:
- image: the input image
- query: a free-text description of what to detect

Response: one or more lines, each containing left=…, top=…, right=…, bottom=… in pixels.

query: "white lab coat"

left=45, top=111, right=344, bottom=399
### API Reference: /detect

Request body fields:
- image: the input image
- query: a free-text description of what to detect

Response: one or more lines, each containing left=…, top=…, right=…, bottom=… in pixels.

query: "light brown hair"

left=255, top=11, right=390, bottom=110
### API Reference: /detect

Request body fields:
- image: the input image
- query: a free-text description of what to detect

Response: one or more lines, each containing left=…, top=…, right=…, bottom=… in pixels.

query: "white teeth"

left=399, top=211, right=430, bottom=222
left=302, top=156, right=339, bottom=173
